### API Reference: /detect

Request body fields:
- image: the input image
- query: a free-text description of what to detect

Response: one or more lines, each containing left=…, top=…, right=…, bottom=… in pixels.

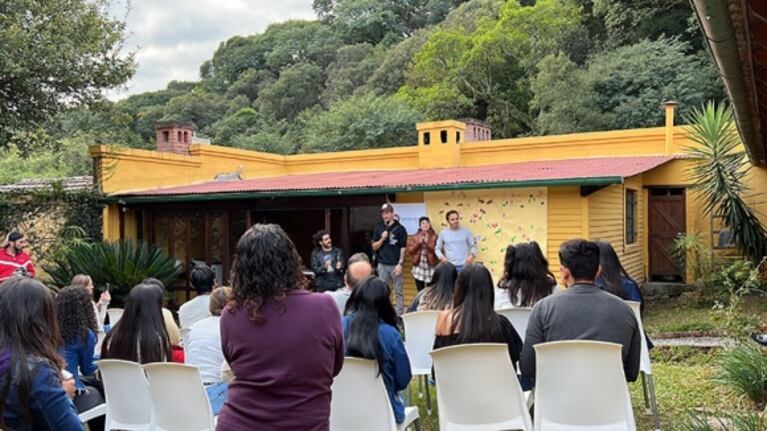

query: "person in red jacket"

left=0, top=232, right=35, bottom=281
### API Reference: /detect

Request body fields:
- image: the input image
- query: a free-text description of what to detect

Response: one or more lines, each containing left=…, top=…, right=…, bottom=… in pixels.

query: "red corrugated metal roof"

left=119, top=156, right=674, bottom=198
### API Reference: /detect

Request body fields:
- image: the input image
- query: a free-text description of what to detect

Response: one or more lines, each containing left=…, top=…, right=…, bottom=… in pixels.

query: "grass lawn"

left=407, top=295, right=764, bottom=430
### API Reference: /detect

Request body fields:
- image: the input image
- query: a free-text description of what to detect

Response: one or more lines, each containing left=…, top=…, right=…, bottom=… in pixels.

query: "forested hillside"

left=0, top=0, right=724, bottom=183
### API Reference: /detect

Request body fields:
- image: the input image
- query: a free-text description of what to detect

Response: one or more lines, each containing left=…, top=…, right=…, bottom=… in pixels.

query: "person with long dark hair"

left=406, top=216, right=438, bottom=292
left=407, top=262, right=457, bottom=312
left=495, top=242, right=558, bottom=309
left=0, top=277, right=83, bottom=430
left=57, top=285, right=105, bottom=431
left=595, top=241, right=642, bottom=303
left=100, top=283, right=171, bottom=364
left=343, top=277, right=411, bottom=424
left=434, top=264, right=523, bottom=367
left=217, top=224, right=344, bottom=431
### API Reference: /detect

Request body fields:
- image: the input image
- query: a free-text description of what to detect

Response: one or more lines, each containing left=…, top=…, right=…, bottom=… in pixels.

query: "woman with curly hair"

left=0, top=277, right=83, bottom=430
left=495, top=242, right=558, bottom=309
left=217, top=224, right=344, bottom=431
left=57, top=285, right=105, bottom=430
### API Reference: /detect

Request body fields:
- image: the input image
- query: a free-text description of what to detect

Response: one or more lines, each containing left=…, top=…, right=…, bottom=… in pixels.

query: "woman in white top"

left=186, top=286, right=231, bottom=415
left=70, top=274, right=110, bottom=354
left=495, top=242, right=558, bottom=309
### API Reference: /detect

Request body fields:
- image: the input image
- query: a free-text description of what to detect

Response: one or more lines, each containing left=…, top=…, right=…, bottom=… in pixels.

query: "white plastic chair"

left=533, top=340, right=636, bottom=431
left=143, top=363, right=215, bottom=431
left=401, top=310, right=440, bottom=414
left=106, top=308, right=124, bottom=326
left=496, top=307, right=533, bottom=343
left=95, top=359, right=152, bottom=431
left=430, top=343, right=532, bottom=431
left=625, top=300, right=660, bottom=431
left=330, top=357, right=420, bottom=431
left=78, top=403, right=106, bottom=423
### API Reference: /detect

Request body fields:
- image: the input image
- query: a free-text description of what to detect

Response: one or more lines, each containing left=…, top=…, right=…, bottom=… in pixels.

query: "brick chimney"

left=155, top=121, right=194, bottom=154
left=460, top=118, right=492, bottom=142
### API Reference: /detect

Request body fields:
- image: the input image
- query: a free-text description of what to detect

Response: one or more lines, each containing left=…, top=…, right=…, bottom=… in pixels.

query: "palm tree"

left=685, top=101, right=767, bottom=262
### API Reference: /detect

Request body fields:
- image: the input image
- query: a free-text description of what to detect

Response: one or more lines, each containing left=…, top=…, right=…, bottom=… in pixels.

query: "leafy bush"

left=44, top=240, right=181, bottom=304
left=715, top=343, right=767, bottom=408
left=675, top=410, right=767, bottom=431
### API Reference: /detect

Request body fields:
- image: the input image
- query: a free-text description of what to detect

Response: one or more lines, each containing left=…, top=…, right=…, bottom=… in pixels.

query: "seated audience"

left=595, top=241, right=643, bottom=304
left=141, top=277, right=183, bottom=356
left=519, top=239, right=641, bottom=382
left=217, top=224, right=343, bottom=430
left=100, top=283, right=172, bottom=364
left=495, top=242, right=558, bottom=309
left=0, top=277, right=83, bottom=430
left=325, top=252, right=373, bottom=315
left=57, top=285, right=105, bottom=431
left=407, top=262, right=457, bottom=312
left=179, top=264, right=216, bottom=342
left=343, top=277, right=411, bottom=424
left=434, top=264, right=523, bottom=368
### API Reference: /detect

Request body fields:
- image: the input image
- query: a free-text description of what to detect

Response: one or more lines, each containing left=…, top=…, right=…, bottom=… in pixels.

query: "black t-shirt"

left=372, top=221, right=407, bottom=265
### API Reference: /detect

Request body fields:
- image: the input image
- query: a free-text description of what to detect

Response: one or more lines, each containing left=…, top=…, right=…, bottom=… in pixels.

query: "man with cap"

left=372, top=203, right=408, bottom=315
left=0, top=231, right=35, bottom=281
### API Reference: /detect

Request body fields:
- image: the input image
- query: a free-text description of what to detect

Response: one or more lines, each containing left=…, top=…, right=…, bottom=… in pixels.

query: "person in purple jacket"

left=216, top=224, right=345, bottom=431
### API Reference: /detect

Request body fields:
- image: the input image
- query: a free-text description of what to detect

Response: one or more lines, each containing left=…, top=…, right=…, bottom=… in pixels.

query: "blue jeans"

left=454, top=265, right=464, bottom=272
left=206, top=382, right=228, bottom=415
left=377, top=263, right=404, bottom=315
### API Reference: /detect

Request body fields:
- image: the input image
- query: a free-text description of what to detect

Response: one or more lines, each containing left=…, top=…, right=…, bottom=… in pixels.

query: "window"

left=423, top=132, right=430, bottom=145
left=162, top=131, right=169, bottom=142
left=440, top=129, right=448, bottom=144
left=456, top=131, right=461, bottom=143
left=625, top=189, right=637, bottom=244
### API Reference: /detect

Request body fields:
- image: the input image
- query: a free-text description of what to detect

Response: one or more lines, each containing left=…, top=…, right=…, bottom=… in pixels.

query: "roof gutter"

left=689, top=0, right=766, bottom=166
left=107, top=176, right=624, bottom=205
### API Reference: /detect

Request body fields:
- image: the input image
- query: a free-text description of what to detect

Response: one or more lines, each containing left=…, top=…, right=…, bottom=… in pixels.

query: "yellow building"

left=92, top=104, right=767, bottom=304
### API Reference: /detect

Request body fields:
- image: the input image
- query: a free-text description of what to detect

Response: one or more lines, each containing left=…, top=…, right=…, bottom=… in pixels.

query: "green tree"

left=322, top=43, right=382, bottom=103
left=0, top=0, right=135, bottom=143
left=210, top=108, right=260, bottom=147
left=364, top=30, right=430, bottom=95
left=162, top=90, right=229, bottom=133
left=300, top=93, right=425, bottom=153
left=532, top=38, right=723, bottom=133
left=255, top=63, right=325, bottom=120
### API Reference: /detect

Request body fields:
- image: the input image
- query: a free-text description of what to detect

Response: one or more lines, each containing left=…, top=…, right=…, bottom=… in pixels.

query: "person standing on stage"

left=435, top=210, right=476, bottom=272
left=0, top=231, right=35, bottom=282
left=406, top=216, right=438, bottom=292
left=310, top=230, right=345, bottom=293
left=372, top=203, right=407, bottom=315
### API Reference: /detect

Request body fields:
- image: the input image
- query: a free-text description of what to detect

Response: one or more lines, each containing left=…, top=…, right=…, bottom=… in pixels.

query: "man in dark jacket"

left=520, top=239, right=641, bottom=382
left=310, top=230, right=345, bottom=292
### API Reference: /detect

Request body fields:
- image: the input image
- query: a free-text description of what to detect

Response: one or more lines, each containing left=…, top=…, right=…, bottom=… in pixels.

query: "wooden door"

left=648, top=188, right=686, bottom=281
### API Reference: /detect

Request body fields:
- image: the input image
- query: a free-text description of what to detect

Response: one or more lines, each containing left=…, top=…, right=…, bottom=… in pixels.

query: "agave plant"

left=43, top=240, right=181, bottom=303
left=715, top=342, right=767, bottom=408
left=686, top=101, right=767, bottom=263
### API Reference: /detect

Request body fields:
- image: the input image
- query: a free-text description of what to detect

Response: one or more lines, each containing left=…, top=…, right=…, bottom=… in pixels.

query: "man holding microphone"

left=372, top=203, right=408, bottom=315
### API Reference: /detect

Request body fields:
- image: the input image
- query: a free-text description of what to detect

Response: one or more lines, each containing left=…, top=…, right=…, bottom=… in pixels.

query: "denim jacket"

left=0, top=348, right=83, bottom=431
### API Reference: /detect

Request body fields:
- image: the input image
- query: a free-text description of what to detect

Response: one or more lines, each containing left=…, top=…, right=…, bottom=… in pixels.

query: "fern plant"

left=43, top=240, right=181, bottom=303
left=686, top=102, right=767, bottom=263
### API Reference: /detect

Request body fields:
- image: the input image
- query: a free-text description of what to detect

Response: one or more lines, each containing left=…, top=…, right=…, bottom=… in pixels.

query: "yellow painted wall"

left=587, top=176, right=646, bottom=281
left=424, top=188, right=547, bottom=281
left=546, top=187, right=584, bottom=276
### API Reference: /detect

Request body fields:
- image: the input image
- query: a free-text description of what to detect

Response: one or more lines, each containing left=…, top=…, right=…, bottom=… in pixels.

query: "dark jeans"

left=73, top=385, right=105, bottom=431
left=414, top=279, right=426, bottom=292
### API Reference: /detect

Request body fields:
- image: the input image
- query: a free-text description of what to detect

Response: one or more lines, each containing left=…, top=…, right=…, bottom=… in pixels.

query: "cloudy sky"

left=108, top=0, right=316, bottom=99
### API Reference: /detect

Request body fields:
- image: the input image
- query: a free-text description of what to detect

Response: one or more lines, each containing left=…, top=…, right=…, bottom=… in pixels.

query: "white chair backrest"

left=496, top=307, right=533, bottom=343
left=625, top=300, right=652, bottom=374
left=143, top=363, right=214, bottom=431
left=533, top=340, right=636, bottom=431
left=95, top=359, right=152, bottom=430
left=431, top=343, right=532, bottom=431
left=401, top=310, right=441, bottom=374
left=106, top=308, right=124, bottom=326
left=330, top=357, right=398, bottom=431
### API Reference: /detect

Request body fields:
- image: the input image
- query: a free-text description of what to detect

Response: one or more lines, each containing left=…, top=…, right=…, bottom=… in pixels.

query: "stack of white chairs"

left=431, top=343, right=532, bottom=431
left=533, top=340, right=636, bottom=430
left=96, top=359, right=215, bottom=431
left=330, top=357, right=421, bottom=431
left=401, top=310, right=441, bottom=415
left=625, top=300, right=660, bottom=431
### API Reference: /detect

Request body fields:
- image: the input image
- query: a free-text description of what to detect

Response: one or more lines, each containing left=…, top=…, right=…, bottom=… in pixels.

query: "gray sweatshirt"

left=435, top=227, right=476, bottom=266
left=519, top=284, right=641, bottom=382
